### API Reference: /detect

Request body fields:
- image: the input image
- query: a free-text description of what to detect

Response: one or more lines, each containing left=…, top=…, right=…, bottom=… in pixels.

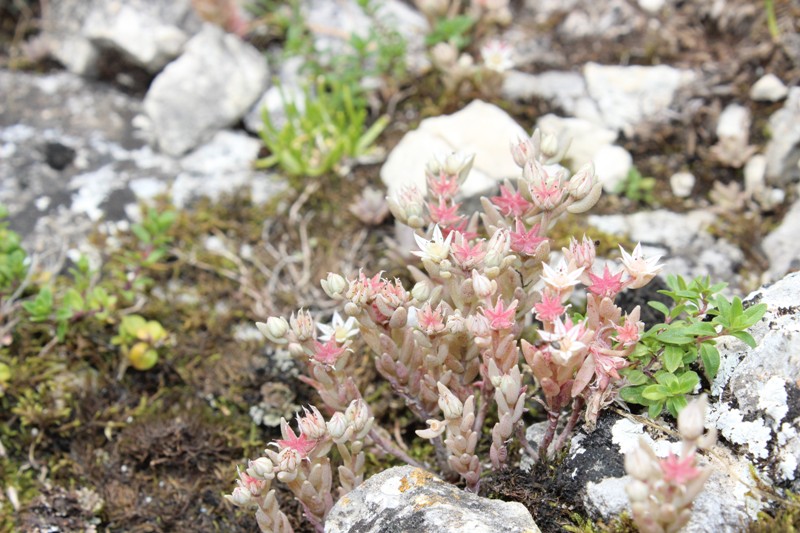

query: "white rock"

left=588, top=209, right=744, bottom=286
left=558, top=0, right=642, bottom=40
left=325, top=466, right=541, bottom=533
left=381, top=100, right=526, bottom=198
left=711, top=272, right=800, bottom=482
left=501, top=70, right=600, bottom=121
left=763, top=200, right=800, bottom=281
left=83, top=0, right=194, bottom=72
left=143, top=24, right=269, bottom=156
left=765, top=87, right=800, bottom=184
left=592, top=145, right=632, bottom=193
left=712, top=104, right=755, bottom=168
left=750, top=73, right=789, bottom=102
left=536, top=114, right=618, bottom=169
left=743, top=154, right=767, bottom=194
left=638, top=0, right=665, bottom=13
left=583, top=62, right=696, bottom=135
left=244, top=56, right=306, bottom=134
left=669, top=171, right=695, bottom=197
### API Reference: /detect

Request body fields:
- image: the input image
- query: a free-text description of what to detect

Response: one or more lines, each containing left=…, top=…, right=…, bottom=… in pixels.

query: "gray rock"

left=0, top=68, right=284, bottom=260
left=750, top=73, right=789, bottom=102
left=569, top=412, right=764, bottom=532
left=501, top=70, right=593, bottom=117
left=765, top=87, right=800, bottom=184
left=143, top=24, right=269, bottom=156
left=41, top=0, right=200, bottom=75
left=324, top=466, right=541, bottom=533
left=83, top=0, right=198, bottom=72
left=709, top=272, right=800, bottom=486
left=583, top=63, right=696, bottom=136
left=588, top=210, right=744, bottom=288
left=381, top=100, right=526, bottom=198
left=558, top=0, right=644, bottom=41
left=763, top=200, right=800, bottom=281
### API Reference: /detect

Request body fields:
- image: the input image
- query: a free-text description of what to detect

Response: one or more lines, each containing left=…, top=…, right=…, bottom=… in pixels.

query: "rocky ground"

left=1, top=0, right=800, bottom=532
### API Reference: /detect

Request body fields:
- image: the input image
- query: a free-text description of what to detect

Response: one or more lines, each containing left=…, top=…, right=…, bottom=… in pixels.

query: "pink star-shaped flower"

left=451, top=235, right=486, bottom=270
left=418, top=302, right=445, bottom=335
left=509, top=219, right=547, bottom=255
left=312, top=338, right=347, bottom=366
left=660, top=453, right=701, bottom=485
left=276, top=425, right=317, bottom=458
left=534, top=291, right=565, bottom=322
left=588, top=265, right=625, bottom=299
left=491, top=185, right=532, bottom=217
left=427, top=198, right=463, bottom=227
left=480, top=298, right=518, bottom=331
left=427, top=171, right=460, bottom=199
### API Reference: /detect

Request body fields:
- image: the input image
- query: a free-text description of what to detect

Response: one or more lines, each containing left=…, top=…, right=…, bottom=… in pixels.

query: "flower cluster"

left=233, top=128, right=670, bottom=529
left=625, top=395, right=717, bottom=533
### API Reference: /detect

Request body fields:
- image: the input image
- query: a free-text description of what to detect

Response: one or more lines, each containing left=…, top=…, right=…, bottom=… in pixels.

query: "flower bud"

left=277, top=447, right=300, bottom=472
left=625, top=479, right=649, bottom=502
left=540, top=132, right=560, bottom=160
left=321, top=273, right=347, bottom=298
left=297, top=406, right=328, bottom=440
left=437, top=382, right=463, bottom=419
left=247, top=457, right=275, bottom=480
left=289, top=309, right=315, bottom=341
left=327, top=412, right=350, bottom=441
left=510, top=136, right=534, bottom=167
left=443, top=152, right=475, bottom=184
left=256, top=317, right=289, bottom=344
left=345, top=399, right=372, bottom=436
left=522, top=159, right=548, bottom=186
left=471, top=270, right=496, bottom=299
left=430, top=41, right=458, bottom=66
left=228, top=486, right=253, bottom=507
left=625, top=444, right=657, bottom=481
left=387, top=186, right=425, bottom=227
left=678, top=395, right=708, bottom=442
left=568, top=163, right=596, bottom=200
left=411, top=280, right=433, bottom=302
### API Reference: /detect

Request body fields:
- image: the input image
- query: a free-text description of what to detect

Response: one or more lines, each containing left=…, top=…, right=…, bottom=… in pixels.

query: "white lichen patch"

left=757, top=376, right=788, bottom=424
left=776, top=422, right=800, bottom=480
left=610, top=418, right=681, bottom=457
left=706, top=403, right=772, bottom=459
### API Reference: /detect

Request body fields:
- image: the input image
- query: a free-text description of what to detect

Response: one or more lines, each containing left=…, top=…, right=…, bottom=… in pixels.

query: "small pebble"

left=750, top=74, right=789, bottom=102
left=670, top=172, right=695, bottom=198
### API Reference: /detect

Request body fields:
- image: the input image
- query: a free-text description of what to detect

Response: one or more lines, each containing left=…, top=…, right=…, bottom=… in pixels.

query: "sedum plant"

left=230, top=129, right=762, bottom=531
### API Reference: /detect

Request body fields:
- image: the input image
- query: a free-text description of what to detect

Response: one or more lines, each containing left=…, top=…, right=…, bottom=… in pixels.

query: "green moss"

left=750, top=491, right=800, bottom=532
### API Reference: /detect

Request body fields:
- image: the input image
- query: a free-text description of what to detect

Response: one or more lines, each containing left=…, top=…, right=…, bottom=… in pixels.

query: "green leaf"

left=619, top=385, right=647, bottom=405
left=666, top=395, right=688, bottom=418
left=62, top=288, right=84, bottom=312
left=642, top=384, right=669, bottom=401
left=648, top=401, right=665, bottom=418
left=131, top=223, right=151, bottom=244
left=699, top=343, right=720, bottom=380
left=655, top=326, right=694, bottom=345
left=730, top=330, right=757, bottom=348
left=737, top=303, right=767, bottom=329
left=675, top=371, right=700, bottom=394
left=622, top=369, right=650, bottom=386
left=663, top=345, right=684, bottom=373
left=648, top=300, right=670, bottom=318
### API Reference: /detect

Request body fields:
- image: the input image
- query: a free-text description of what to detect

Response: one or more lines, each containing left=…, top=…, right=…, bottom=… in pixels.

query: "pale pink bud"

left=510, top=136, right=534, bottom=167
left=625, top=479, right=649, bottom=502
left=411, top=280, right=433, bottom=302
left=289, top=309, right=314, bottom=341
left=247, top=457, right=275, bottom=480
left=228, top=486, right=253, bottom=507
left=568, top=163, right=596, bottom=200
left=466, top=313, right=492, bottom=339
left=387, top=186, right=426, bottom=228
left=256, top=316, right=289, bottom=344
left=522, top=158, right=547, bottom=186
left=297, top=406, right=328, bottom=440
left=321, top=273, right=347, bottom=298
left=625, top=443, right=657, bottom=481
left=471, top=270, right=495, bottom=298
left=678, top=395, right=708, bottom=442
left=484, top=229, right=510, bottom=269
left=277, top=448, right=300, bottom=472
left=430, top=41, right=458, bottom=66
left=437, top=382, right=463, bottom=419
left=442, top=152, right=475, bottom=184
left=327, top=412, right=350, bottom=441
left=345, top=399, right=372, bottom=435
left=446, top=310, right=466, bottom=334
left=540, top=132, right=560, bottom=160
